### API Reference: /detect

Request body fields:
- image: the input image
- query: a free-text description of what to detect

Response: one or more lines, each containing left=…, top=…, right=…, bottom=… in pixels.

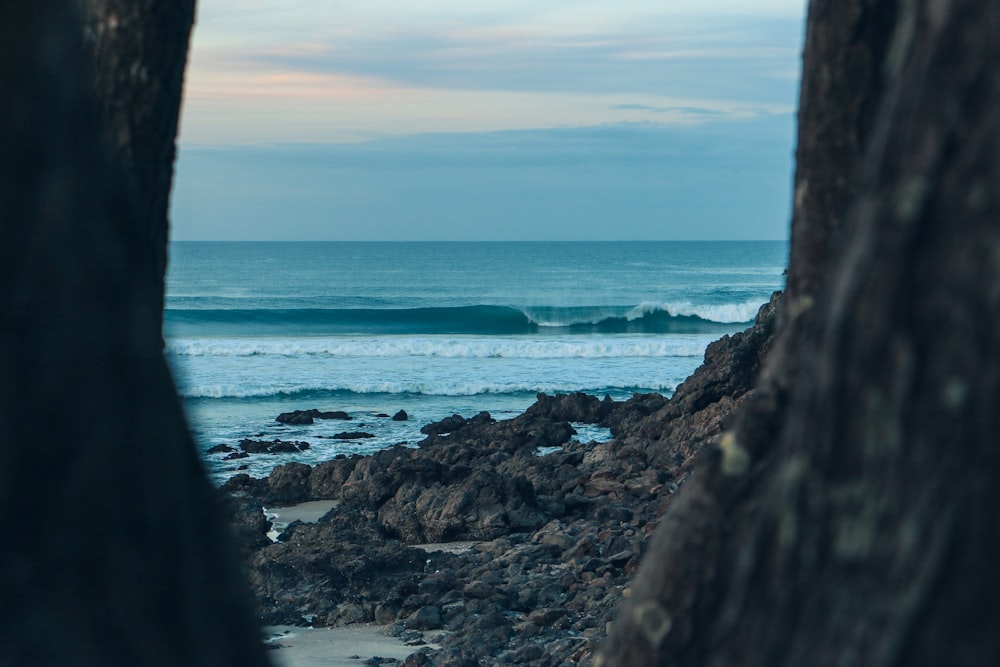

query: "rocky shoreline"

left=219, top=295, right=779, bottom=666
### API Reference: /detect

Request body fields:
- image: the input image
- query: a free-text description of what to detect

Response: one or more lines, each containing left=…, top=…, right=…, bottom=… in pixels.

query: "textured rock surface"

left=222, top=298, right=780, bottom=664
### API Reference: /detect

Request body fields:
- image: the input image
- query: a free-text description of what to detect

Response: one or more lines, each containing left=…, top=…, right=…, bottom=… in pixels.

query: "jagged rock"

left=246, top=512, right=427, bottom=627
left=276, top=408, right=352, bottom=424
left=332, top=431, right=376, bottom=440
left=308, top=456, right=360, bottom=498
left=405, top=606, right=442, bottom=631
left=265, top=462, right=312, bottom=504
left=420, top=413, right=466, bottom=435
left=526, top=392, right=614, bottom=424
left=374, top=603, right=398, bottom=625
left=379, top=468, right=545, bottom=543
left=239, top=438, right=310, bottom=454
left=278, top=411, right=313, bottom=425
left=527, top=607, right=567, bottom=626
left=220, top=494, right=271, bottom=556
left=224, top=297, right=783, bottom=665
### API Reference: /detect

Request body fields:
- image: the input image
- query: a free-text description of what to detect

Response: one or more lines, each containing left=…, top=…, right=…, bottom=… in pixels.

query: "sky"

left=170, top=0, right=807, bottom=241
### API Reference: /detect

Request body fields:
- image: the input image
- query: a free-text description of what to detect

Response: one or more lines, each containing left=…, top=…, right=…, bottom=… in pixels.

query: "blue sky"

left=171, top=0, right=807, bottom=240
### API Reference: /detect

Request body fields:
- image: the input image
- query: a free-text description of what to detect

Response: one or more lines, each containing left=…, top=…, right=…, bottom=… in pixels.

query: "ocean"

left=164, top=241, right=787, bottom=482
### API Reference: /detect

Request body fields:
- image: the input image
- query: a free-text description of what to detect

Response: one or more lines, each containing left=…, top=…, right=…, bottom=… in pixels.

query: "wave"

left=166, top=335, right=714, bottom=359
left=626, top=299, right=764, bottom=325
left=178, top=381, right=681, bottom=400
left=164, top=302, right=761, bottom=336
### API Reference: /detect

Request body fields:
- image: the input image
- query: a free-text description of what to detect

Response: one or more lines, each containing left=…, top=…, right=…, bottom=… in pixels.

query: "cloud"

left=610, top=104, right=730, bottom=116
left=223, top=17, right=801, bottom=97
left=173, top=3, right=804, bottom=241
left=180, top=2, right=805, bottom=143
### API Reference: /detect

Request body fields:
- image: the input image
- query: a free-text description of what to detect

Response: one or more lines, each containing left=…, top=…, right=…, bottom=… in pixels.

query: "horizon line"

left=168, top=238, right=790, bottom=243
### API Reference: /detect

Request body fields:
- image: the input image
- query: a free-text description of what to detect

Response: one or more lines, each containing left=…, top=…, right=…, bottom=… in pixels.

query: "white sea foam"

left=166, top=335, right=714, bottom=359
left=180, top=378, right=681, bottom=400
left=627, top=299, right=764, bottom=324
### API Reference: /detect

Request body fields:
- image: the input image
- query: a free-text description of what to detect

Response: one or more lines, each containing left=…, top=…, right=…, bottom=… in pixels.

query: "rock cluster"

left=276, top=409, right=352, bottom=425
left=208, top=438, right=312, bottom=460
left=221, top=295, right=780, bottom=665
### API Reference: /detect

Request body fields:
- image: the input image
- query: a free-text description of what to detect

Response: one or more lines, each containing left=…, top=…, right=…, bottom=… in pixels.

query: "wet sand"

left=265, top=624, right=434, bottom=667
left=263, top=499, right=340, bottom=541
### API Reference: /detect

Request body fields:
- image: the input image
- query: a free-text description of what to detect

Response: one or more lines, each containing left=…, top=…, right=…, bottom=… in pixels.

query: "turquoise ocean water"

left=165, top=241, right=787, bottom=482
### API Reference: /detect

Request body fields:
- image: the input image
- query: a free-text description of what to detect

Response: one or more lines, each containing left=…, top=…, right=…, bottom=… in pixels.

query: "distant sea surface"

left=165, top=241, right=788, bottom=482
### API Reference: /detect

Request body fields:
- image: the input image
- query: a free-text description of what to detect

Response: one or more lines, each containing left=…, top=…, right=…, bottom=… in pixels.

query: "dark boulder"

left=319, top=411, right=352, bottom=420
left=420, top=414, right=466, bottom=435
left=219, top=494, right=272, bottom=556
left=246, top=512, right=428, bottom=627
left=276, top=410, right=314, bottom=425
left=379, top=468, right=546, bottom=543
left=392, top=410, right=409, bottom=421
left=405, top=606, right=442, bottom=631
left=309, top=456, right=361, bottom=498
left=333, top=431, right=376, bottom=440
left=239, top=438, right=310, bottom=454
left=225, top=298, right=785, bottom=664
left=526, top=392, right=615, bottom=424
left=276, top=408, right=352, bottom=424
left=265, top=462, right=313, bottom=505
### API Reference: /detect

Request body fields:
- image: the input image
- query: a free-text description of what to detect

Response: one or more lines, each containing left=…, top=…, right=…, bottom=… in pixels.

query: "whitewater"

left=165, top=241, right=787, bottom=482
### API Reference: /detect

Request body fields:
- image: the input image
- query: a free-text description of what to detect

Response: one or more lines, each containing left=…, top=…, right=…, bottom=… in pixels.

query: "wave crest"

left=179, top=381, right=680, bottom=400
left=165, top=301, right=763, bottom=336
left=626, top=299, right=764, bottom=324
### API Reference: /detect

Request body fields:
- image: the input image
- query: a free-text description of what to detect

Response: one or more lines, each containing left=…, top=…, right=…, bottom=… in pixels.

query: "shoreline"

left=265, top=624, right=439, bottom=667
left=219, top=294, right=778, bottom=665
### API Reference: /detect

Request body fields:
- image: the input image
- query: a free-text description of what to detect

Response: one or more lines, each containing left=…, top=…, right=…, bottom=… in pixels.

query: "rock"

left=595, top=505, right=633, bottom=523
left=461, top=581, right=494, bottom=599
left=239, top=438, right=310, bottom=454
left=333, top=431, right=376, bottom=440
left=276, top=410, right=314, bottom=425
left=276, top=408, right=352, bottom=424
left=265, top=462, right=312, bottom=504
left=607, top=550, right=634, bottom=567
left=309, top=456, right=360, bottom=498
left=392, top=410, right=409, bottom=421
left=207, top=443, right=235, bottom=454
left=374, top=603, right=398, bottom=625
left=405, top=606, right=442, bottom=630
left=418, top=571, right=456, bottom=597
left=526, top=392, right=614, bottom=424
left=220, top=494, right=271, bottom=556
left=527, top=607, right=567, bottom=626
left=378, top=468, right=545, bottom=543
left=403, top=652, right=435, bottom=667
left=224, top=298, right=784, bottom=665
left=420, top=414, right=467, bottom=435
left=536, top=527, right=576, bottom=551
left=335, top=602, right=369, bottom=624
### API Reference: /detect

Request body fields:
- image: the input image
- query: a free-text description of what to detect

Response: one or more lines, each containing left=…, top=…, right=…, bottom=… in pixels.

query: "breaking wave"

left=164, top=301, right=761, bottom=336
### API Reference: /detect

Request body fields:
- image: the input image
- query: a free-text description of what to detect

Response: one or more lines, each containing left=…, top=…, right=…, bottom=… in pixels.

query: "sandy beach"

left=263, top=499, right=340, bottom=540
left=266, top=624, right=435, bottom=667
